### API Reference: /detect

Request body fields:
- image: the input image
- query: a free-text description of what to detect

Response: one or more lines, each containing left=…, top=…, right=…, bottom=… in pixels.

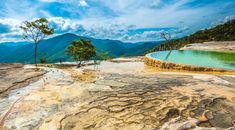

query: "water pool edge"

left=145, top=52, right=235, bottom=72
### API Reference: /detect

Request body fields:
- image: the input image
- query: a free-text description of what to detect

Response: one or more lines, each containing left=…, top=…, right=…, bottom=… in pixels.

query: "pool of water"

left=148, top=50, right=235, bottom=70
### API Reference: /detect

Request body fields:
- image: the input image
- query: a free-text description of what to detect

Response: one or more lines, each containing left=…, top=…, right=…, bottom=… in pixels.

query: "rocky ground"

left=181, top=41, right=235, bottom=51
left=0, top=63, right=46, bottom=98
left=0, top=59, right=235, bottom=130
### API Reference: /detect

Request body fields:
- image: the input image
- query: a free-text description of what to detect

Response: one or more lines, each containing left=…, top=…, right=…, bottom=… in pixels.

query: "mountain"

left=0, top=41, right=30, bottom=46
left=150, top=19, right=235, bottom=52
left=0, top=33, right=162, bottom=63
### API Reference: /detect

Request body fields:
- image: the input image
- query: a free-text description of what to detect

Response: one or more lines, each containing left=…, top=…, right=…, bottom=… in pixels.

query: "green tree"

left=20, top=18, right=54, bottom=66
left=66, top=38, right=96, bottom=68
left=94, top=52, right=109, bottom=61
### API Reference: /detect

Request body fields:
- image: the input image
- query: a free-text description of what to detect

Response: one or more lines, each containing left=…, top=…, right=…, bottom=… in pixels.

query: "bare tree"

left=161, top=32, right=172, bottom=60
left=161, top=32, right=172, bottom=51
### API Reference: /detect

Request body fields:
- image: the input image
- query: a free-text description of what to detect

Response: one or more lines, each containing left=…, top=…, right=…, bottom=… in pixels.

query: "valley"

left=0, top=33, right=161, bottom=63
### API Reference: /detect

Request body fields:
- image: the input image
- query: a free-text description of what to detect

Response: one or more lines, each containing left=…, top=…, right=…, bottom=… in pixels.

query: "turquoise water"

left=149, top=50, right=235, bottom=70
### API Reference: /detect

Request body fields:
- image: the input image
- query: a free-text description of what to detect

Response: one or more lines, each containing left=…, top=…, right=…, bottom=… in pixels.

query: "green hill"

left=150, top=20, right=235, bottom=52
left=0, top=33, right=162, bottom=63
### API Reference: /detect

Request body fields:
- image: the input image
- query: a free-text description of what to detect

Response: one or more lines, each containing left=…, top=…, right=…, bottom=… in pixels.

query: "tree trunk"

left=77, top=61, right=82, bottom=68
left=34, top=43, right=38, bottom=67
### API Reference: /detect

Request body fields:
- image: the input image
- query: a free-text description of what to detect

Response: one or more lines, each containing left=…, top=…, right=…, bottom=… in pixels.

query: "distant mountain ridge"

left=0, top=33, right=162, bottom=63
left=150, top=19, right=235, bottom=52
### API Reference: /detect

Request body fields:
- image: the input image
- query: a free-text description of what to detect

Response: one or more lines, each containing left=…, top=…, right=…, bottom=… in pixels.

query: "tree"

left=94, top=52, right=109, bottom=61
left=20, top=18, right=54, bottom=66
left=161, top=32, right=172, bottom=50
left=66, top=38, right=96, bottom=68
left=161, top=32, right=172, bottom=60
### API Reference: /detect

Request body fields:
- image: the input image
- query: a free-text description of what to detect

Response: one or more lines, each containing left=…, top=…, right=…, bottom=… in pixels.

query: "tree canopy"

left=66, top=38, right=96, bottom=67
left=20, top=18, right=54, bottom=43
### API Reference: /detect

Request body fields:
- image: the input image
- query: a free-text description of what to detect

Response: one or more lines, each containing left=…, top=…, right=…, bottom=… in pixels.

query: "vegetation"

left=150, top=20, right=235, bottom=52
left=159, top=32, right=173, bottom=59
left=94, top=52, right=110, bottom=61
left=0, top=33, right=162, bottom=63
left=66, top=38, right=96, bottom=68
left=20, top=18, right=54, bottom=66
left=160, top=32, right=172, bottom=50
left=39, top=57, right=47, bottom=64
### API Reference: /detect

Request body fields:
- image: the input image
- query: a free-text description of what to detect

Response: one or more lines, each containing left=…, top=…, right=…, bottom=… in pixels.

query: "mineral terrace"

left=0, top=58, right=235, bottom=130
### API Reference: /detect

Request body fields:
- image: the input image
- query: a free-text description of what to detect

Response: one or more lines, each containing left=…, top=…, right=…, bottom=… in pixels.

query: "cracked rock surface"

left=0, top=59, right=235, bottom=130
left=0, top=63, right=46, bottom=98
left=60, top=73, right=235, bottom=130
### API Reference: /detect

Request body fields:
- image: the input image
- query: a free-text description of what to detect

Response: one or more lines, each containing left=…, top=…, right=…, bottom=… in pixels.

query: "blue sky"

left=0, top=0, right=234, bottom=42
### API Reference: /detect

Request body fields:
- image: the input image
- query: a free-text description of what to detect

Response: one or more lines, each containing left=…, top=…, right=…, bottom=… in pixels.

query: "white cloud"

left=38, top=0, right=57, bottom=2
left=48, top=17, right=85, bottom=33
left=224, top=15, right=235, bottom=22
left=79, top=0, right=88, bottom=7
left=0, top=18, right=24, bottom=42
left=38, top=0, right=89, bottom=7
left=0, top=0, right=234, bottom=42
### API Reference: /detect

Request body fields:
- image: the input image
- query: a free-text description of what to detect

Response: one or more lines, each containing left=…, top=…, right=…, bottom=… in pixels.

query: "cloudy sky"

left=0, top=0, right=235, bottom=42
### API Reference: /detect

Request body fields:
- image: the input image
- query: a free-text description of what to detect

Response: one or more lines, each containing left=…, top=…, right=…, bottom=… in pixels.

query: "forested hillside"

left=150, top=20, right=235, bottom=52
left=0, top=33, right=161, bottom=63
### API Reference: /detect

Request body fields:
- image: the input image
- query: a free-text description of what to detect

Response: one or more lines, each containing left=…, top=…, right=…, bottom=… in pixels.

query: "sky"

left=0, top=0, right=235, bottom=43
